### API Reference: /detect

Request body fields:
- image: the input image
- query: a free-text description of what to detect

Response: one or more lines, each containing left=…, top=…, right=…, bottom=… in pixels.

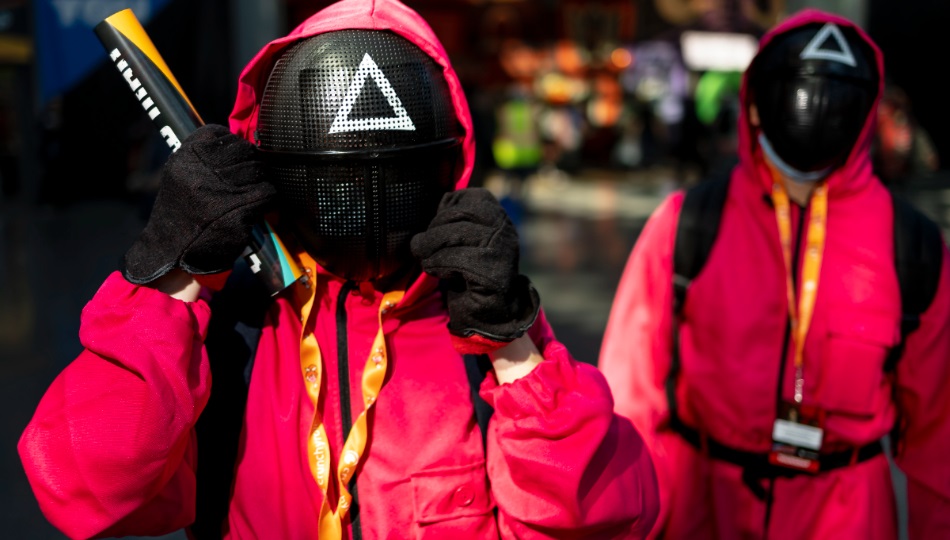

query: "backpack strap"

left=436, top=276, right=496, bottom=452
left=885, top=192, right=944, bottom=372
left=463, top=353, right=494, bottom=452
left=462, top=352, right=496, bottom=520
left=667, top=164, right=733, bottom=430
left=886, top=192, right=944, bottom=455
left=672, top=161, right=734, bottom=314
left=192, top=257, right=272, bottom=540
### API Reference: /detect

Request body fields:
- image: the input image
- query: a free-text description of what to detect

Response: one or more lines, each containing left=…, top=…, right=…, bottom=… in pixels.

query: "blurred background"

left=2, top=0, right=949, bottom=537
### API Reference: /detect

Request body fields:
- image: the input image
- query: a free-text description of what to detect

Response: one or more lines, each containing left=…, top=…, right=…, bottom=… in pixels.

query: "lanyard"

left=297, top=269, right=404, bottom=539
left=771, top=180, right=828, bottom=404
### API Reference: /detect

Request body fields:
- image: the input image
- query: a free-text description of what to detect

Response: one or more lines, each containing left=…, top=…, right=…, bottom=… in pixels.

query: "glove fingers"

left=411, top=220, right=500, bottom=259
left=418, top=245, right=515, bottom=291
left=174, top=124, right=262, bottom=187
left=183, top=182, right=276, bottom=271
left=123, top=123, right=273, bottom=282
left=437, top=187, right=503, bottom=214
left=428, top=200, right=510, bottom=231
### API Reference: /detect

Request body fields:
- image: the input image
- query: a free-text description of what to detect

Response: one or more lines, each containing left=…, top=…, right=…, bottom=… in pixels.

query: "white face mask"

left=758, top=133, right=833, bottom=183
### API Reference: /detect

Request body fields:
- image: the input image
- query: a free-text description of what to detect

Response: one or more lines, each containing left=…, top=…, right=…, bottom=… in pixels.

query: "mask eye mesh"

left=272, top=163, right=366, bottom=237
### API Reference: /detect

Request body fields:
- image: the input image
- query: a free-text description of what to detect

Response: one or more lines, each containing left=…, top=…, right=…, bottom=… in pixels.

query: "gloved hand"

left=122, top=124, right=275, bottom=285
left=411, top=187, right=541, bottom=355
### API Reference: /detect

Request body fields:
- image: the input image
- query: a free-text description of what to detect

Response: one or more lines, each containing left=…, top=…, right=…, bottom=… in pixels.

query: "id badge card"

left=769, top=402, right=825, bottom=473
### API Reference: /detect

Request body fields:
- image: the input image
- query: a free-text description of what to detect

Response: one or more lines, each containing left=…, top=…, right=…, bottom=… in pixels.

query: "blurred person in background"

left=491, top=80, right=543, bottom=226
left=620, top=40, right=690, bottom=173
left=17, top=0, right=660, bottom=538
left=693, top=69, right=744, bottom=170
left=600, top=9, right=950, bottom=539
left=872, top=81, right=940, bottom=187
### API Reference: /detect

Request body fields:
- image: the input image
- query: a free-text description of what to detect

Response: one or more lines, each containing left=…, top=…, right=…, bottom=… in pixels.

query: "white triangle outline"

left=328, top=53, right=416, bottom=134
left=799, top=23, right=856, bottom=67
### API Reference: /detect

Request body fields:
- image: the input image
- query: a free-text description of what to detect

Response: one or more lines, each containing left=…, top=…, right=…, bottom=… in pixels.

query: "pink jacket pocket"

left=410, top=461, right=494, bottom=525
left=816, top=311, right=899, bottom=417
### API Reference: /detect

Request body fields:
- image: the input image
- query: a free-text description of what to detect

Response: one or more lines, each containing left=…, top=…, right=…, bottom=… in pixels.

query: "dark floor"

left=2, top=166, right=948, bottom=538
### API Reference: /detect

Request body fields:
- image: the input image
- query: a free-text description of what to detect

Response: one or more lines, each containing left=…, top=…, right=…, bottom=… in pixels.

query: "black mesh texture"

left=255, top=29, right=465, bottom=282
left=257, top=29, right=462, bottom=152
left=751, top=24, right=877, bottom=85
left=278, top=149, right=459, bottom=282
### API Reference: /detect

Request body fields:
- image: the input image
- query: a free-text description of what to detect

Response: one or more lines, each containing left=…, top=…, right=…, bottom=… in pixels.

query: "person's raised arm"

left=412, top=188, right=661, bottom=537
left=18, top=124, right=273, bottom=538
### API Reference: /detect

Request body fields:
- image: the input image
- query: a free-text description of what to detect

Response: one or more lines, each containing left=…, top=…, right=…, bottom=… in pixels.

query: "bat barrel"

left=94, top=9, right=204, bottom=152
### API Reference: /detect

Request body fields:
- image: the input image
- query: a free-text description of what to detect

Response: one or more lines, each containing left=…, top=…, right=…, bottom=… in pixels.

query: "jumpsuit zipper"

left=337, top=281, right=362, bottom=540
left=764, top=200, right=808, bottom=538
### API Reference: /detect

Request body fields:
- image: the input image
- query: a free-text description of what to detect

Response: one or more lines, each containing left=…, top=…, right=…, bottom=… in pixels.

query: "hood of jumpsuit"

left=735, top=9, right=885, bottom=198
left=228, top=0, right=476, bottom=296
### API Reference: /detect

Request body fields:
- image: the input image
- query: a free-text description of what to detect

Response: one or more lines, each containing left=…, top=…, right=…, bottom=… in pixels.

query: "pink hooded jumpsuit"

left=600, top=9, right=950, bottom=540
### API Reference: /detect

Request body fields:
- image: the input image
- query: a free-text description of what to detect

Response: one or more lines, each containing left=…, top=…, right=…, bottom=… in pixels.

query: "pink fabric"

left=599, top=9, right=950, bottom=540
left=18, top=273, right=211, bottom=539
left=20, top=267, right=659, bottom=539
left=19, top=1, right=659, bottom=538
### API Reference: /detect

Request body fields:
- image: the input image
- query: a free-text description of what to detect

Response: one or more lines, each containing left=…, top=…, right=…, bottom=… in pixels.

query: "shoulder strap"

left=192, top=257, right=272, bottom=540
left=667, top=161, right=734, bottom=436
left=437, top=280, right=496, bottom=451
left=885, top=192, right=944, bottom=371
left=672, top=160, right=734, bottom=315
left=463, top=353, right=494, bottom=452
left=886, top=191, right=943, bottom=456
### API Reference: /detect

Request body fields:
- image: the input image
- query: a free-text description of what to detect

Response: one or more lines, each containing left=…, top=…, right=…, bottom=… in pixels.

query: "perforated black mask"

left=750, top=22, right=878, bottom=174
left=256, top=30, right=463, bottom=282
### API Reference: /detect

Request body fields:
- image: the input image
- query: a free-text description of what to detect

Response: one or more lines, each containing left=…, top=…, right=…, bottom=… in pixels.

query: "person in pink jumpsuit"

left=18, top=1, right=660, bottom=538
left=599, top=9, right=950, bottom=540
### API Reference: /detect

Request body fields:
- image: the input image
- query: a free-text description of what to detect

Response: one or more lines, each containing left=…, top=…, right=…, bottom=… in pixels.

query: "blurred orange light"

left=500, top=40, right=541, bottom=80
left=536, top=71, right=588, bottom=105
left=587, top=96, right=622, bottom=128
left=554, top=40, right=585, bottom=75
left=610, top=48, right=633, bottom=70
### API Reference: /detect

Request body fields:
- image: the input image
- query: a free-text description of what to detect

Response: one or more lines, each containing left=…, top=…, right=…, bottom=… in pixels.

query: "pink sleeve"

left=894, top=246, right=950, bottom=540
left=597, top=192, right=683, bottom=538
left=479, top=310, right=660, bottom=539
left=17, top=272, right=213, bottom=539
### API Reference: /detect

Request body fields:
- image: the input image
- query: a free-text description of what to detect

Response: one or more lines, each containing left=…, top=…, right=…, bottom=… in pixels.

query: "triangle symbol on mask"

left=799, top=23, right=857, bottom=67
left=329, top=53, right=416, bottom=134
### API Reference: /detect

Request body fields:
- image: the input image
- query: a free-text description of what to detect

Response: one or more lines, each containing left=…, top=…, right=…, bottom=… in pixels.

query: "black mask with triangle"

left=750, top=22, right=879, bottom=173
left=255, top=29, right=464, bottom=283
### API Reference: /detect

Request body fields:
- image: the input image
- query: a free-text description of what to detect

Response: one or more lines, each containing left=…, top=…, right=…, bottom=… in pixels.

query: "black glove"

left=411, top=188, right=541, bottom=352
left=122, top=124, right=275, bottom=284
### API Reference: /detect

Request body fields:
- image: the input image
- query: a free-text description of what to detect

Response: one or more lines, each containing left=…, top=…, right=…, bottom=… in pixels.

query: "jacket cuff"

left=479, top=339, right=612, bottom=418
left=194, top=270, right=232, bottom=292
left=82, top=272, right=213, bottom=347
left=450, top=333, right=511, bottom=355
